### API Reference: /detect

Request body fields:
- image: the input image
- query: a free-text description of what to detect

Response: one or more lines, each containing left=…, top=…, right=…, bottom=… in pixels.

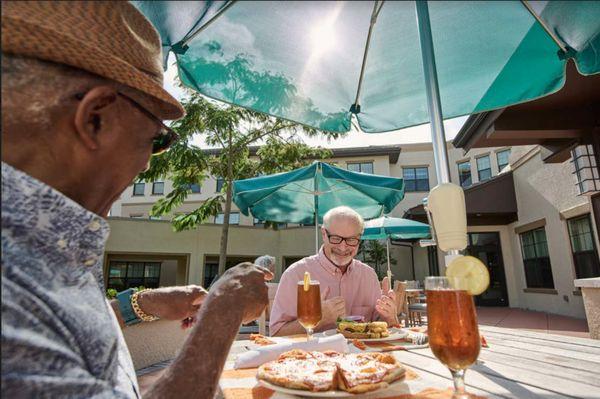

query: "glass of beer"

left=425, top=276, right=480, bottom=399
left=297, top=279, right=322, bottom=341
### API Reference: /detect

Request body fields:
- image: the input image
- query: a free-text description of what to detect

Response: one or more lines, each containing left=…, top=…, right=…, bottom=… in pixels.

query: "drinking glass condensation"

left=425, top=276, right=480, bottom=399
left=297, top=280, right=322, bottom=341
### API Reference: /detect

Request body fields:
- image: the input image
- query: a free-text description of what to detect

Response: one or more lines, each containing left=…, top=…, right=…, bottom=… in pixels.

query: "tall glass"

left=297, top=280, right=322, bottom=341
left=426, top=277, right=480, bottom=399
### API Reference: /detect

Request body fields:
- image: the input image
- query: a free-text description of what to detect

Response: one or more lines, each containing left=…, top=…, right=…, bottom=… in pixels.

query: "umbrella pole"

left=416, top=1, right=461, bottom=265
left=415, top=1, right=451, bottom=185
left=314, top=167, right=319, bottom=254
left=386, top=237, right=392, bottom=282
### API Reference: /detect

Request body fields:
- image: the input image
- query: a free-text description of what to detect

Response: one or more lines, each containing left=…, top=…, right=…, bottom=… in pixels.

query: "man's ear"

left=321, top=226, right=328, bottom=241
left=73, top=86, right=118, bottom=151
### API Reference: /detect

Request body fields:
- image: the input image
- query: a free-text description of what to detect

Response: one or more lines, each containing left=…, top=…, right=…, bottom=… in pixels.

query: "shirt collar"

left=317, top=246, right=355, bottom=276
left=1, top=162, right=110, bottom=287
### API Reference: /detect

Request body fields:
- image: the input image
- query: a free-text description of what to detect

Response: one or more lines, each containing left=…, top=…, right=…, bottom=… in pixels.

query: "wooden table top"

left=217, top=326, right=600, bottom=398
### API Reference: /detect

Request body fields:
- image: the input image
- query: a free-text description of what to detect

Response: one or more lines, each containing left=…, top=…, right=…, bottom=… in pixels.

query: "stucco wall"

left=507, top=148, right=594, bottom=319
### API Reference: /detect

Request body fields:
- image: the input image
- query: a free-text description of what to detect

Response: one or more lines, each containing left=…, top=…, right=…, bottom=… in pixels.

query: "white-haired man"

left=270, top=206, right=398, bottom=336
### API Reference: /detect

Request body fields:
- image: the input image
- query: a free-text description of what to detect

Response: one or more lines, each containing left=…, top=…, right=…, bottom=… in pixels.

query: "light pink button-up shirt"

left=269, top=247, right=382, bottom=336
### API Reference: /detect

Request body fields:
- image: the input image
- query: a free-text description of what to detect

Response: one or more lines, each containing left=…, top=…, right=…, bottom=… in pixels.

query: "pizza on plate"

left=256, top=349, right=406, bottom=394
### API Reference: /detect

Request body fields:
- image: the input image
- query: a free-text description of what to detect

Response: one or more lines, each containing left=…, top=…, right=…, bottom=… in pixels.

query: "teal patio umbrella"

left=361, top=216, right=431, bottom=281
left=232, top=161, right=404, bottom=252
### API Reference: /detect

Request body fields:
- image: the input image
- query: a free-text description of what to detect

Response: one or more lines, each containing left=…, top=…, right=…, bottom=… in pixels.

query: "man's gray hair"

left=1, top=54, right=111, bottom=131
left=255, top=255, right=276, bottom=270
left=322, top=206, right=364, bottom=231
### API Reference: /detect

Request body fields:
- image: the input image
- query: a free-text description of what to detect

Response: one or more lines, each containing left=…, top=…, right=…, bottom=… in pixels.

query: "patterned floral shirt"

left=1, top=163, right=139, bottom=398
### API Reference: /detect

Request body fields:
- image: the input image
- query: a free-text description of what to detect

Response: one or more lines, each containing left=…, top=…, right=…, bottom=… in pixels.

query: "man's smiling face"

left=321, top=217, right=362, bottom=267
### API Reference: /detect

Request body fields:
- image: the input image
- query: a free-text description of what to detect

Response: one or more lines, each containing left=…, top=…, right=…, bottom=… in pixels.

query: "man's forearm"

left=143, top=293, right=243, bottom=399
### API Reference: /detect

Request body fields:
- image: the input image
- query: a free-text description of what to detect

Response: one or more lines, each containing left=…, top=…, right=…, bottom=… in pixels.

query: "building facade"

left=105, top=142, right=599, bottom=319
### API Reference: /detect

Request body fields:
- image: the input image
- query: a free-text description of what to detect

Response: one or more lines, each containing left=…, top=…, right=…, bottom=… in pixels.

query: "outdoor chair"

left=257, top=282, right=278, bottom=336
left=407, top=293, right=427, bottom=327
left=393, top=280, right=408, bottom=327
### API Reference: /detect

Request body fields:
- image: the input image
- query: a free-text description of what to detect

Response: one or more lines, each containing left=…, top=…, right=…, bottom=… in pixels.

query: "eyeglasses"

left=75, top=91, right=178, bottom=155
left=325, top=230, right=361, bottom=247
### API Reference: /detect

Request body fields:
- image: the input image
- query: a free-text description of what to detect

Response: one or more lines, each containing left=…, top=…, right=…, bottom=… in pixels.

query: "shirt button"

left=57, top=239, right=67, bottom=249
left=84, top=257, right=97, bottom=266
left=88, top=220, right=101, bottom=232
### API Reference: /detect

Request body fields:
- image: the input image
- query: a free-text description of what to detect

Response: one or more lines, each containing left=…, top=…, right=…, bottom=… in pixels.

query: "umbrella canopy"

left=135, top=1, right=599, bottom=133
left=233, top=161, right=404, bottom=225
left=362, top=216, right=431, bottom=241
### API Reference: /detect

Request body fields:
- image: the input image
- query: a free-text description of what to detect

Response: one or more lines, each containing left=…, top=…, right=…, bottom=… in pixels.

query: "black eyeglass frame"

left=74, top=91, right=178, bottom=155
left=324, top=229, right=361, bottom=247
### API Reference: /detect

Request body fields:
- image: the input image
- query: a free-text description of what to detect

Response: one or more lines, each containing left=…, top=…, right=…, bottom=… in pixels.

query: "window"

left=133, top=182, right=145, bottom=196
left=572, top=145, right=600, bottom=195
left=189, top=183, right=201, bottom=193
left=496, top=149, right=511, bottom=172
left=216, top=178, right=225, bottom=192
left=107, top=261, right=161, bottom=291
left=215, top=212, right=239, bottom=225
left=254, top=218, right=287, bottom=229
left=129, top=213, right=144, bottom=218
left=476, top=155, right=492, bottom=182
left=347, top=162, right=374, bottom=174
left=403, top=167, right=429, bottom=192
left=152, top=181, right=164, bottom=195
left=519, top=228, right=555, bottom=288
left=204, top=263, right=219, bottom=287
left=567, top=215, right=600, bottom=279
left=457, top=161, right=472, bottom=188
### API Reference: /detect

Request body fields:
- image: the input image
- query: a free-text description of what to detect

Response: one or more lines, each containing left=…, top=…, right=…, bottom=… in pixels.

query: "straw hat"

left=1, top=1, right=184, bottom=120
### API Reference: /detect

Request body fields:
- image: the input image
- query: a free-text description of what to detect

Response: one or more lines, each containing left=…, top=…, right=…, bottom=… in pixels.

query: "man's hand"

left=376, top=277, right=399, bottom=326
left=210, top=262, right=274, bottom=324
left=137, top=285, right=208, bottom=329
left=319, top=287, right=346, bottom=328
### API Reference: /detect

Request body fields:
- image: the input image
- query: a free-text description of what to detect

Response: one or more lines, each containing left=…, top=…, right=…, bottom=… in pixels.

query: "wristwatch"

left=116, top=288, right=141, bottom=326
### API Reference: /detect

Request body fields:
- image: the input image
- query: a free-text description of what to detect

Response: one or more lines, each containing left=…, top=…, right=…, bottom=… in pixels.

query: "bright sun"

left=309, top=20, right=337, bottom=55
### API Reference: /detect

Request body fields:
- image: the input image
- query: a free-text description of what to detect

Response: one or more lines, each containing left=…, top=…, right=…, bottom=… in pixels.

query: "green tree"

left=140, top=90, right=339, bottom=275
left=360, top=240, right=397, bottom=280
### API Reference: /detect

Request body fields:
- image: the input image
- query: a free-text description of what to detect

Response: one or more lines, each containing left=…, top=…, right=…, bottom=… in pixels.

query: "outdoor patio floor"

left=476, top=307, right=590, bottom=339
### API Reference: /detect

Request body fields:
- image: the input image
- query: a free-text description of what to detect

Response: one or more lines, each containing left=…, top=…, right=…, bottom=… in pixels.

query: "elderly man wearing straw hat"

left=1, top=2, right=272, bottom=398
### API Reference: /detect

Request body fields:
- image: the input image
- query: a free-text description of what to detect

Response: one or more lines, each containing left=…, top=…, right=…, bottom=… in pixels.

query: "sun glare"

left=310, top=20, right=337, bottom=55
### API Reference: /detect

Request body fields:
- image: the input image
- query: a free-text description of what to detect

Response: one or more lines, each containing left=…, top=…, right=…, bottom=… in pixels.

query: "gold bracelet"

left=131, top=289, right=159, bottom=322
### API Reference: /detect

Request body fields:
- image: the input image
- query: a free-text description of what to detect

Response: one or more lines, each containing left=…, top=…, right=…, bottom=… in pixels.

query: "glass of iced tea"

left=425, top=276, right=480, bottom=399
left=297, top=279, right=322, bottom=341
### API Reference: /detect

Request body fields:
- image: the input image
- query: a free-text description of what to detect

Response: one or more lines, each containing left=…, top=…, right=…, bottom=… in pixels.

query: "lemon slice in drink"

left=445, top=256, right=490, bottom=295
left=303, top=271, right=311, bottom=291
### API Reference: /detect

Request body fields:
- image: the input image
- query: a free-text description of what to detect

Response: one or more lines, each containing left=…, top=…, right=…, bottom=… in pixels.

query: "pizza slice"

left=256, top=349, right=338, bottom=392
left=335, top=352, right=406, bottom=394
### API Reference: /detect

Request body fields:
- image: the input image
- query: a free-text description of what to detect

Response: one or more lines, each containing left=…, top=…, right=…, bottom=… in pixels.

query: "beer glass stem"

left=450, top=369, right=469, bottom=399
left=306, top=327, right=314, bottom=341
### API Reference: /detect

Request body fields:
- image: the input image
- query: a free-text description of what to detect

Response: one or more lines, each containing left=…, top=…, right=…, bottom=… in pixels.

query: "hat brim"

left=2, top=16, right=185, bottom=120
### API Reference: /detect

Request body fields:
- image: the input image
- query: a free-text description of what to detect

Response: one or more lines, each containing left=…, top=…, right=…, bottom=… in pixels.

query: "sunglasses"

left=75, top=91, right=178, bottom=155
left=325, top=229, right=361, bottom=247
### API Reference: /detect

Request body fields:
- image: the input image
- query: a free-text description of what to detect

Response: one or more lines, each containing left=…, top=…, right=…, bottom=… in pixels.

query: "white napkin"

left=234, top=333, right=348, bottom=369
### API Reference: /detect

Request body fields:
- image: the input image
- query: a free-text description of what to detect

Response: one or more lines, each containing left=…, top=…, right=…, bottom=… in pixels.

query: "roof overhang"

left=204, top=145, right=401, bottom=164
left=453, top=62, right=600, bottom=164
left=404, top=172, right=518, bottom=226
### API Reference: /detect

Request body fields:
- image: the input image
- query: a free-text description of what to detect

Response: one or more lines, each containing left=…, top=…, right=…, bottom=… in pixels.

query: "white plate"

left=316, top=327, right=407, bottom=342
left=258, top=378, right=407, bottom=397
